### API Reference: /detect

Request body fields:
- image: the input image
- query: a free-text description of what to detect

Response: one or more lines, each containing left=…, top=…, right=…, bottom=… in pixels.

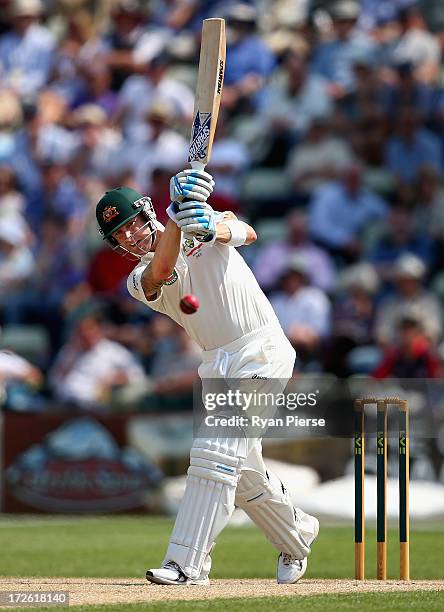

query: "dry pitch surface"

left=0, top=578, right=442, bottom=606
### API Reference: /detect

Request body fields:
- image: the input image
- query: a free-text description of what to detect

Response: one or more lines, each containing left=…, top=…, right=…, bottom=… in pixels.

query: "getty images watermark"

left=195, top=375, right=443, bottom=440
left=201, top=387, right=326, bottom=433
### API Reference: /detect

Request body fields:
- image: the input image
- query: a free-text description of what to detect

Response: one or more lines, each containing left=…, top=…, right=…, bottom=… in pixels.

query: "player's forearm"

left=215, top=221, right=257, bottom=246
left=141, top=221, right=181, bottom=298
left=151, top=220, right=181, bottom=276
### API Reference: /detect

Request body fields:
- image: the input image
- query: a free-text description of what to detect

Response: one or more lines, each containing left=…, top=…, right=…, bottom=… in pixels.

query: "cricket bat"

left=182, top=18, right=225, bottom=241
left=188, top=18, right=226, bottom=172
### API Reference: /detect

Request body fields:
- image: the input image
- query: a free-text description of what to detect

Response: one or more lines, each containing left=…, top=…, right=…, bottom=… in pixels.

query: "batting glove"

left=175, top=201, right=217, bottom=245
left=170, top=169, right=215, bottom=204
left=166, top=199, right=209, bottom=223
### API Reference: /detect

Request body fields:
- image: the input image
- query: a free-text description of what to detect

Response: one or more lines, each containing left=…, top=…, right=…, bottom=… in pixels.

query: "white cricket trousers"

left=164, top=324, right=317, bottom=579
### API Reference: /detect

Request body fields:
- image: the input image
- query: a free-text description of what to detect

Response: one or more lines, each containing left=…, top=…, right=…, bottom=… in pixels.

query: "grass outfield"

left=0, top=516, right=443, bottom=579
left=1, top=516, right=443, bottom=611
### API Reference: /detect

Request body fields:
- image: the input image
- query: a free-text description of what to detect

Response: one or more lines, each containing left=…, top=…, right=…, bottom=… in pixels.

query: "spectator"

left=373, top=316, right=441, bottom=378
left=325, top=262, right=380, bottom=376
left=380, top=61, right=437, bottom=123
left=105, top=0, right=152, bottom=89
left=70, top=103, right=123, bottom=181
left=49, top=312, right=146, bottom=408
left=131, top=7, right=172, bottom=68
left=375, top=253, right=442, bottom=346
left=3, top=214, right=84, bottom=357
left=0, top=0, right=56, bottom=101
left=385, top=106, right=443, bottom=185
left=369, top=204, right=435, bottom=276
left=0, top=348, right=43, bottom=409
left=0, top=89, right=41, bottom=208
left=0, top=165, right=26, bottom=219
left=413, top=165, right=444, bottom=240
left=207, top=113, right=251, bottom=208
left=0, top=89, right=43, bottom=227
left=359, top=0, right=405, bottom=30
left=287, top=117, right=353, bottom=198
left=258, top=44, right=332, bottom=140
left=270, top=255, right=331, bottom=366
left=87, top=246, right=135, bottom=297
left=0, top=216, right=34, bottom=305
left=79, top=64, right=120, bottom=118
left=338, top=54, right=383, bottom=121
left=390, top=5, right=441, bottom=84
left=223, top=3, right=276, bottom=111
left=253, top=210, right=336, bottom=292
left=33, top=90, right=82, bottom=166
left=39, top=162, right=88, bottom=237
left=115, top=50, right=194, bottom=142
left=0, top=349, right=42, bottom=386
left=125, top=99, right=188, bottom=194
left=350, top=107, right=388, bottom=169
left=150, top=326, right=200, bottom=396
left=308, top=162, right=388, bottom=262
left=149, top=0, right=227, bottom=33
left=311, top=0, right=376, bottom=98
left=49, top=12, right=101, bottom=107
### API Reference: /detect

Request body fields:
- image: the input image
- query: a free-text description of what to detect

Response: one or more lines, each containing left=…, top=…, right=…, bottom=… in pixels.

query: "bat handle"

left=190, top=161, right=206, bottom=172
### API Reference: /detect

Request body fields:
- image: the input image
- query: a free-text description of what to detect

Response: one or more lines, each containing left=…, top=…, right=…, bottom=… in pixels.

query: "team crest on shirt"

left=185, top=243, right=204, bottom=258
left=182, top=237, right=203, bottom=258
left=164, top=270, right=178, bottom=285
left=102, top=206, right=119, bottom=223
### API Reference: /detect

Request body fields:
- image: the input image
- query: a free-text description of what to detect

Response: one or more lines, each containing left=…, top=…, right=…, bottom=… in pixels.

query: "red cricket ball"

left=180, top=294, right=200, bottom=314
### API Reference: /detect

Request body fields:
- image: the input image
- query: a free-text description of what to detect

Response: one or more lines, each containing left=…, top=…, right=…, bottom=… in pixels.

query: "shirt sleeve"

left=0, top=351, right=34, bottom=380
left=127, top=263, right=164, bottom=306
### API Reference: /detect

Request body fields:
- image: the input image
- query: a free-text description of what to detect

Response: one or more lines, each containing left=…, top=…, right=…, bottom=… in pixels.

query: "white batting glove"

left=170, top=169, right=215, bottom=204
left=166, top=199, right=210, bottom=224
left=166, top=200, right=217, bottom=244
left=176, top=203, right=217, bottom=244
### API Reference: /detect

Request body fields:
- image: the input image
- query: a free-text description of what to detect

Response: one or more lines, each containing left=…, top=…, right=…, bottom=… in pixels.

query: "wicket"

left=354, top=397, right=410, bottom=581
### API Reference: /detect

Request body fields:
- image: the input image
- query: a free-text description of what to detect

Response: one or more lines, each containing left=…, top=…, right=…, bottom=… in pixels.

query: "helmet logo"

left=103, top=206, right=119, bottom=223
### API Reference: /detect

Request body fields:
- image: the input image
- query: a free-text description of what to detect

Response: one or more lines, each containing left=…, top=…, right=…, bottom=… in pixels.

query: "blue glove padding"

left=170, top=169, right=214, bottom=203
left=175, top=201, right=217, bottom=244
left=166, top=200, right=209, bottom=224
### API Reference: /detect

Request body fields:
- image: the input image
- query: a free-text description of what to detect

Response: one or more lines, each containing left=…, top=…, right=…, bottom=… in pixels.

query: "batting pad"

left=165, top=436, right=247, bottom=579
left=234, top=467, right=316, bottom=559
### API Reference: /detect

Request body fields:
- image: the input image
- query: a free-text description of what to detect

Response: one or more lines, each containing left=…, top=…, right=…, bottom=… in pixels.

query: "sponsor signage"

left=2, top=413, right=162, bottom=513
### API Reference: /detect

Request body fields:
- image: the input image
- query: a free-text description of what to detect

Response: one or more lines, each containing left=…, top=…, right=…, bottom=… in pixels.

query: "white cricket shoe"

left=277, top=514, right=320, bottom=584
left=277, top=554, right=308, bottom=584
left=146, top=561, right=210, bottom=586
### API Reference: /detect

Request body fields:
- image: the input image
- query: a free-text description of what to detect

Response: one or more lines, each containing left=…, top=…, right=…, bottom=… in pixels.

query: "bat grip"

left=190, top=161, right=206, bottom=172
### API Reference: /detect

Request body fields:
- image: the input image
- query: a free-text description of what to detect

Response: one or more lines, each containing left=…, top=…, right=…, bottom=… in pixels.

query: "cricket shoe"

left=277, top=554, right=308, bottom=584
left=277, top=513, right=320, bottom=584
left=146, top=561, right=209, bottom=586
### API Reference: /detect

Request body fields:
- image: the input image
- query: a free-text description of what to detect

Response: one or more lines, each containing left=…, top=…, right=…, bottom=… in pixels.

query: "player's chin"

left=129, top=245, right=149, bottom=257
left=126, top=238, right=153, bottom=256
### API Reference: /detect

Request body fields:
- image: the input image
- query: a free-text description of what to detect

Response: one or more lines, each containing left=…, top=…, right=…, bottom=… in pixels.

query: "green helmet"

left=96, top=187, right=157, bottom=254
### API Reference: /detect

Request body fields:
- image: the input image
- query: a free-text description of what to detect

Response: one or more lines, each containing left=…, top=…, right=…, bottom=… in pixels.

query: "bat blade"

left=188, top=18, right=226, bottom=169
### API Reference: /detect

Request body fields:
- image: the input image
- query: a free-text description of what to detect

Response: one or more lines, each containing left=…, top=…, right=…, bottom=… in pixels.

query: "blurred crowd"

left=2, top=0, right=444, bottom=410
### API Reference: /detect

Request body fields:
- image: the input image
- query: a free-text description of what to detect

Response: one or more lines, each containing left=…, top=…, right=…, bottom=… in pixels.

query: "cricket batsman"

left=95, top=168, right=319, bottom=585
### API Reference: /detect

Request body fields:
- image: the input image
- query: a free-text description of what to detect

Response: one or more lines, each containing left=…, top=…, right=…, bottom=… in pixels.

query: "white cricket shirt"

left=127, top=237, right=282, bottom=351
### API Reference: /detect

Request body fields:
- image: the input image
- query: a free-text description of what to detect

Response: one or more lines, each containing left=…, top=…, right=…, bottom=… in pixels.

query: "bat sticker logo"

left=217, top=60, right=224, bottom=94
left=188, top=111, right=212, bottom=161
